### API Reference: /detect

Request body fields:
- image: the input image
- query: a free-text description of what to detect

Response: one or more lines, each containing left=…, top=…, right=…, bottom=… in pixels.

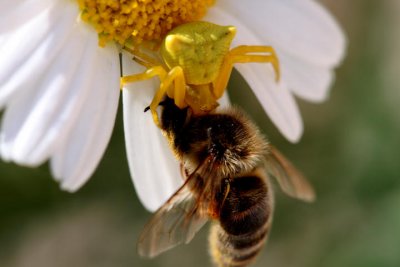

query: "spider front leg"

left=213, top=45, right=280, bottom=99
left=120, top=66, right=187, bottom=127
left=148, top=66, right=187, bottom=126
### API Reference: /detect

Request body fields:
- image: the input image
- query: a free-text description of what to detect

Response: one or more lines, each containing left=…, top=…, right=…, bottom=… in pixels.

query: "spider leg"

left=213, top=45, right=280, bottom=99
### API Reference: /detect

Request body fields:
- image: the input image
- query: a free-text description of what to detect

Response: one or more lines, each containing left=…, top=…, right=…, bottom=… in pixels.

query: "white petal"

left=279, top=52, right=334, bottom=102
left=0, top=0, right=75, bottom=108
left=218, top=92, right=231, bottom=108
left=214, top=0, right=346, bottom=67
left=0, top=3, right=86, bottom=164
left=206, top=7, right=303, bottom=142
left=122, top=51, right=182, bottom=212
left=236, top=64, right=303, bottom=143
left=207, top=1, right=345, bottom=102
left=50, top=28, right=120, bottom=191
left=0, top=0, right=54, bottom=35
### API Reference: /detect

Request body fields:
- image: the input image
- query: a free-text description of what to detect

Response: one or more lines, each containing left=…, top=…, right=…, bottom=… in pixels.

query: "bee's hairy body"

left=160, top=97, right=267, bottom=177
left=161, top=97, right=272, bottom=266
left=137, top=98, right=314, bottom=266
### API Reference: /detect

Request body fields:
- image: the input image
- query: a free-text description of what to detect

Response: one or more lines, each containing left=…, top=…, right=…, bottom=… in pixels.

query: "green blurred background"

left=1, top=1, right=400, bottom=266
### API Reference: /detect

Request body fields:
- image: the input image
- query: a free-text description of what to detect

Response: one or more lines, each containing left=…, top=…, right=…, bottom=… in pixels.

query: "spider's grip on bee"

left=120, top=21, right=280, bottom=127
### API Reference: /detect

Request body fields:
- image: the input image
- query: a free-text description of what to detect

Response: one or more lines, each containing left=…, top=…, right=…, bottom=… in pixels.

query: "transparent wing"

left=137, top=161, right=220, bottom=258
left=264, top=145, right=315, bottom=202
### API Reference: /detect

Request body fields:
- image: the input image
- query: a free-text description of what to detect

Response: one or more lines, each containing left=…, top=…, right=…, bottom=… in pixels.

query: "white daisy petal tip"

left=272, top=104, right=304, bottom=144
left=234, top=63, right=304, bottom=143
left=320, top=5, right=348, bottom=69
left=283, top=121, right=303, bottom=144
left=59, top=170, right=93, bottom=192
left=60, top=182, right=79, bottom=193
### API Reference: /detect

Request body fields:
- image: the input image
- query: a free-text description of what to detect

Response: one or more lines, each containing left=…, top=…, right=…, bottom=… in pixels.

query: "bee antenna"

left=143, top=100, right=167, bottom=112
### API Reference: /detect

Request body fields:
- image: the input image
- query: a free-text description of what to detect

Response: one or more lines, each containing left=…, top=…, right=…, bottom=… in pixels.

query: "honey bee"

left=121, top=21, right=280, bottom=127
left=137, top=97, right=315, bottom=267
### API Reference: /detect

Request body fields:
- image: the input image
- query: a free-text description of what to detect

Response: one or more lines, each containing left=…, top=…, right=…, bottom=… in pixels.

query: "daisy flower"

left=0, top=0, right=345, bottom=211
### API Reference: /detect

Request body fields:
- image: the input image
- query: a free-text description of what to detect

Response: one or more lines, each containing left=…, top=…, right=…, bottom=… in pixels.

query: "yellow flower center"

left=78, top=0, right=215, bottom=47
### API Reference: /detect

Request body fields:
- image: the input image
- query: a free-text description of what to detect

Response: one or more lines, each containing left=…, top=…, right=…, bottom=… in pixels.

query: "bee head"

left=160, top=97, right=268, bottom=176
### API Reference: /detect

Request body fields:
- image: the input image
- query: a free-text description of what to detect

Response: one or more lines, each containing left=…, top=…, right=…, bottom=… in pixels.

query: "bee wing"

left=137, top=174, right=209, bottom=258
left=264, top=145, right=316, bottom=202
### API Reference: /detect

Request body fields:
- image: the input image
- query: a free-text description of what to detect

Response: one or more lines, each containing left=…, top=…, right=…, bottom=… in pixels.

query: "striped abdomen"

left=209, top=173, right=274, bottom=267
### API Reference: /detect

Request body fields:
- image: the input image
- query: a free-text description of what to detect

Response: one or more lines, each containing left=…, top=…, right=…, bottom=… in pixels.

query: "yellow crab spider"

left=121, top=21, right=280, bottom=126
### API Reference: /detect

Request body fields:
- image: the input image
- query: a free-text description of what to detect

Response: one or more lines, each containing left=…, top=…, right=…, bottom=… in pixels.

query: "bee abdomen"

left=209, top=221, right=271, bottom=267
left=209, top=174, right=273, bottom=267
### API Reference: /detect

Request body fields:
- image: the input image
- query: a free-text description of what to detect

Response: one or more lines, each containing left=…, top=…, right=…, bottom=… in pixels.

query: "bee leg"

left=213, top=45, right=280, bottom=99
left=144, top=97, right=169, bottom=113
left=220, top=178, right=231, bottom=208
